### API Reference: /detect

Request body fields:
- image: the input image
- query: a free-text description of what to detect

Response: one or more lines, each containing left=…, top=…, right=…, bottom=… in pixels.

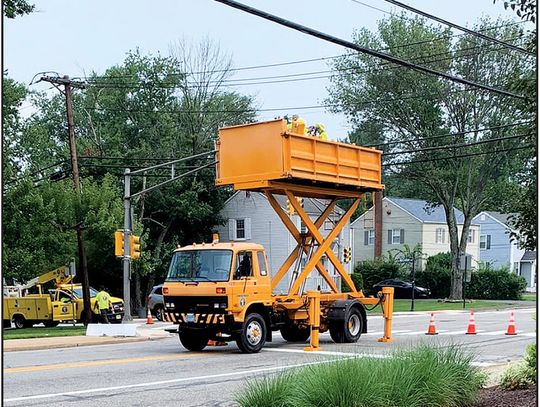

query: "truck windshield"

left=166, top=250, right=232, bottom=282
left=71, top=287, right=98, bottom=298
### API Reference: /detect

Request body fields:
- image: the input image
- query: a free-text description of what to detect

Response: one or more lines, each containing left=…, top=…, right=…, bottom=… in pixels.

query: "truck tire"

left=179, top=329, right=208, bottom=352
left=13, top=315, right=27, bottom=329
left=236, top=313, right=266, bottom=353
left=154, top=305, right=164, bottom=321
left=44, top=321, right=60, bottom=328
left=329, top=306, right=363, bottom=343
left=280, top=324, right=310, bottom=342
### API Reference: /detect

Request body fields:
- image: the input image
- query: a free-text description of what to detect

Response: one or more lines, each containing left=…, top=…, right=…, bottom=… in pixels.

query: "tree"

left=327, top=16, right=532, bottom=299
left=3, top=0, right=34, bottom=18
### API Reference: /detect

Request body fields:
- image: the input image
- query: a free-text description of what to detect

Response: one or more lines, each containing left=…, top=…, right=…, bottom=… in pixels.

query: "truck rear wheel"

left=329, top=307, right=363, bottom=343
left=179, top=329, right=208, bottom=351
left=280, top=324, right=310, bottom=342
left=236, top=313, right=266, bottom=353
left=13, top=315, right=28, bottom=329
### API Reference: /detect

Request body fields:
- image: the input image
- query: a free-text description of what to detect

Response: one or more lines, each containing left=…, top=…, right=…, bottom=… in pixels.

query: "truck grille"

left=164, top=296, right=228, bottom=314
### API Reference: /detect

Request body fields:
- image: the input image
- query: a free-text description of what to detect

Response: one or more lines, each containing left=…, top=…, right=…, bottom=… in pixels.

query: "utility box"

left=215, top=119, right=383, bottom=194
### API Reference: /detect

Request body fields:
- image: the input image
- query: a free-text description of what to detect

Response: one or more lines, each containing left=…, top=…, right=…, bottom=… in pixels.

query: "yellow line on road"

left=4, top=353, right=206, bottom=374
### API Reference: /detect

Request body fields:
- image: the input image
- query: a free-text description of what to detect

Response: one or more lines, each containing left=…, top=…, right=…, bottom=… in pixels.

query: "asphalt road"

left=3, top=308, right=536, bottom=407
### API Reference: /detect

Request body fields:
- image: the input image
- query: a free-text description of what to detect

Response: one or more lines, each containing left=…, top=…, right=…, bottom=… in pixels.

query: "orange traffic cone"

left=506, top=311, right=517, bottom=335
left=426, top=313, right=438, bottom=335
left=146, top=308, right=154, bottom=325
left=466, top=311, right=476, bottom=335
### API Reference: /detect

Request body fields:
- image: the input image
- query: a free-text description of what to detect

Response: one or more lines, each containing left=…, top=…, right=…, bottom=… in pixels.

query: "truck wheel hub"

left=246, top=321, right=262, bottom=345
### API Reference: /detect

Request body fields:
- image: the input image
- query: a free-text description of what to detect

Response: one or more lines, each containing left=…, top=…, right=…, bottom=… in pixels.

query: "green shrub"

left=236, top=345, right=485, bottom=407
left=467, top=264, right=527, bottom=300
left=500, top=363, right=534, bottom=390
left=525, top=343, right=537, bottom=382
left=415, top=252, right=452, bottom=298
left=355, top=258, right=405, bottom=295
left=341, top=272, right=363, bottom=292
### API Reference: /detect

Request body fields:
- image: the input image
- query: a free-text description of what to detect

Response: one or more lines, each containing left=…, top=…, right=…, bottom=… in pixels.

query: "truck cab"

left=163, top=242, right=273, bottom=353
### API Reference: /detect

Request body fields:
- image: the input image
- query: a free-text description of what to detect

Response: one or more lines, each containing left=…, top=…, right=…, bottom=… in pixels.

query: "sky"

left=3, top=0, right=524, bottom=139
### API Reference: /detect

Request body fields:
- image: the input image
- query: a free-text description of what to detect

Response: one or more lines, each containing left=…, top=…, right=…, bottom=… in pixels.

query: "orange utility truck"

left=163, top=119, right=394, bottom=353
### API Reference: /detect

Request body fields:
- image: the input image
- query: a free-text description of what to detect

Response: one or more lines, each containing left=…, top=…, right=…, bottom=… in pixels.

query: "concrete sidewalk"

left=4, top=322, right=172, bottom=352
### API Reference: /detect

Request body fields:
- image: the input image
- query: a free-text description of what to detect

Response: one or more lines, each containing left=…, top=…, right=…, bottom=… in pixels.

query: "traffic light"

left=344, top=247, right=352, bottom=264
left=130, top=235, right=141, bottom=260
left=114, top=230, right=124, bottom=257
left=286, top=199, right=294, bottom=216
left=297, top=197, right=304, bottom=209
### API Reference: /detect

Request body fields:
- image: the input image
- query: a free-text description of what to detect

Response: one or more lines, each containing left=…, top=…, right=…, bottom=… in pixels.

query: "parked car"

left=373, top=279, right=431, bottom=299
left=147, top=284, right=164, bottom=321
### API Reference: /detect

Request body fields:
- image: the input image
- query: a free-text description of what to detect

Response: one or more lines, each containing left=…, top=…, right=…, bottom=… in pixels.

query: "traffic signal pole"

left=123, top=169, right=132, bottom=321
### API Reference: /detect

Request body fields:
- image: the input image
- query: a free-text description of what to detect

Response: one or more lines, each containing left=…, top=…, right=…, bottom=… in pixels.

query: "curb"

left=4, top=334, right=170, bottom=352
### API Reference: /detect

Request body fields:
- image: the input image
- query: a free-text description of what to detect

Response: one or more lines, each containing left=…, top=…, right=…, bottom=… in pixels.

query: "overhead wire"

left=213, top=0, right=529, bottom=101
left=379, top=0, right=534, bottom=56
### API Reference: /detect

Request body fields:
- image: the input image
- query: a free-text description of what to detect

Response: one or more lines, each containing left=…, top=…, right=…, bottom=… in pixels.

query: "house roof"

left=521, top=251, right=536, bottom=262
left=386, top=197, right=465, bottom=224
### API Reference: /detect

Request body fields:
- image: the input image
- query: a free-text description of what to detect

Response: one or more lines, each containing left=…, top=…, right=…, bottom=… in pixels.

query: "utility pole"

left=374, top=191, right=383, bottom=259
left=39, top=75, right=92, bottom=325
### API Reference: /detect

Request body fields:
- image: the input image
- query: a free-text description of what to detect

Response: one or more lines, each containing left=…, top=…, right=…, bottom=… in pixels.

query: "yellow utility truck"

left=3, top=266, right=125, bottom=328
left=163, top=119, right=394, bottom=353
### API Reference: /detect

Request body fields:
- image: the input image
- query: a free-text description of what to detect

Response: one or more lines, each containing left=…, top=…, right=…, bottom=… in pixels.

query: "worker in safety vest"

left=287, top=114, right=306, bottom=135
left=307, top=123, right=328, bottom=141
left=94, top=286, right=112, bottom=324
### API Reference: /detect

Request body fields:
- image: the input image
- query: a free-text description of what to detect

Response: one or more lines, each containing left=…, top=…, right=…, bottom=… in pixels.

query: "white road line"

left=399, top=330, right=448, bottom=336
left=477, top=330, right=511, bottom=336
left=363, top=329, right=410, bottom=336
left=3, top=357, right=351, bottom=403
left=522, top=332, right=536, bottom=337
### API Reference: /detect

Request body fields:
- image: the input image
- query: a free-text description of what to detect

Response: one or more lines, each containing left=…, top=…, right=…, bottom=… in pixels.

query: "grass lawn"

left=367, top=298, right=521, bottom=314
left=521, top=293, right=537, bottom=301
left=3, top=326, right=87, bottom=340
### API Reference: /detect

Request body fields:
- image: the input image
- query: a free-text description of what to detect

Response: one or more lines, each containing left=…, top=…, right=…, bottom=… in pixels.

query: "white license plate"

left=116, top=314, right=121, bottom=319
left=186, top=313, right=195, bottom=323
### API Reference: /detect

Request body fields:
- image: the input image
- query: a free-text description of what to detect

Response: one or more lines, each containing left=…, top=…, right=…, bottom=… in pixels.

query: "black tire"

left=154, top=306, right=164, bottom=321
left=236, top=313, right=266, bottom=353
left=280, top=323, right=310, bottom=342
left=13, top=315, right=27, bottom=329
left=329, top=307, right=363, bottom=343
left=44, top=321, right=60, bottom=328
left=179, top=329, right=208, bottom=351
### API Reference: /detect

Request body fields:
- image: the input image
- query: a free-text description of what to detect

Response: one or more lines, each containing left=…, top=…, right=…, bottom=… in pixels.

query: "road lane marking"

left=3, top=357, right=357, bottom=403
left=3, top=353, right=206, bottom=374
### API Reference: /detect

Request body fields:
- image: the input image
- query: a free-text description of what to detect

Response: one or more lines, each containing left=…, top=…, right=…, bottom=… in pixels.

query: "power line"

left=213, top=0, right=529, bottom=101
left=380, top=0, right=534, bottom=56
left=383, top=133, right=529, bottom=157
left=366, top=121, right=533, bottom=148
left=384, top=143, right=533, bottom=167
left=84, top=36, right=524, bottom=91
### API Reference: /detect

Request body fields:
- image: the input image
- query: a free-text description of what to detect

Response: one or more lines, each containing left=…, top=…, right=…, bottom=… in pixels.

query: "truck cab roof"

left=174, top=242, right=265, bottom=253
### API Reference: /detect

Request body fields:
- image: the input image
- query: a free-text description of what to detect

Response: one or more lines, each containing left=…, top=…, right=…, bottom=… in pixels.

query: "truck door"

left=231, top=251, right=259, bottom=308
left=52, top=290, right=77, bottom=321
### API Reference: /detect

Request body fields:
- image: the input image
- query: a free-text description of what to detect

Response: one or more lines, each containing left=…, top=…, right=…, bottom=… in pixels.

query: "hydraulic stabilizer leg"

left=378, top=286, right=394, bottom=343
left=304, top=290, right=321, bottom=352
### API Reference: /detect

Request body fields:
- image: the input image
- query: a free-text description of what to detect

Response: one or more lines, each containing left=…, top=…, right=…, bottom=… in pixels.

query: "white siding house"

left=351, top=197, right=480, bottom=269
left=214, top=191, right=352, bottom=294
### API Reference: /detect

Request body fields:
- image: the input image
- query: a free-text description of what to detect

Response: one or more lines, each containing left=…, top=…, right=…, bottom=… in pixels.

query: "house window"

left=364, top=229, right=375, bottom=246
left=324, top=220, right=333, bottom=230
left=388, top=229, right=404, bottom=245
left=236, top=219, right=245, bottom=239
left=480, top=214, right=486, bottom=221
left=467, top=229, right=475, bottom=243
left=228, top=218, right=251, bottom=241
left=480, top=234, right=491, bottom=250
left=436, top=228, right=445, bottom=244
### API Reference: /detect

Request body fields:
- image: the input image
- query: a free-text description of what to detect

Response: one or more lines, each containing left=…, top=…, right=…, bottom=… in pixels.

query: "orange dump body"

left=215, top=119, right=383, bottom=194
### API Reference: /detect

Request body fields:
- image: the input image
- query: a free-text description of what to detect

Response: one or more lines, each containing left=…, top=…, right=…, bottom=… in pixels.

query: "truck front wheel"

left=179, top=329, right=208, bottom=351
left=329, top=307, right=363, bottom=343
left=236, top=313, right=266, bottom=353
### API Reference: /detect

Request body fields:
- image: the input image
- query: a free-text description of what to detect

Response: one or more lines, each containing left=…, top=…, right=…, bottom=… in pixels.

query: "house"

left=351, top=197, right=480, bottom=268
left=214, top=191, right=352, bottom=294
left=472, top=211, right=536, bottom=292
